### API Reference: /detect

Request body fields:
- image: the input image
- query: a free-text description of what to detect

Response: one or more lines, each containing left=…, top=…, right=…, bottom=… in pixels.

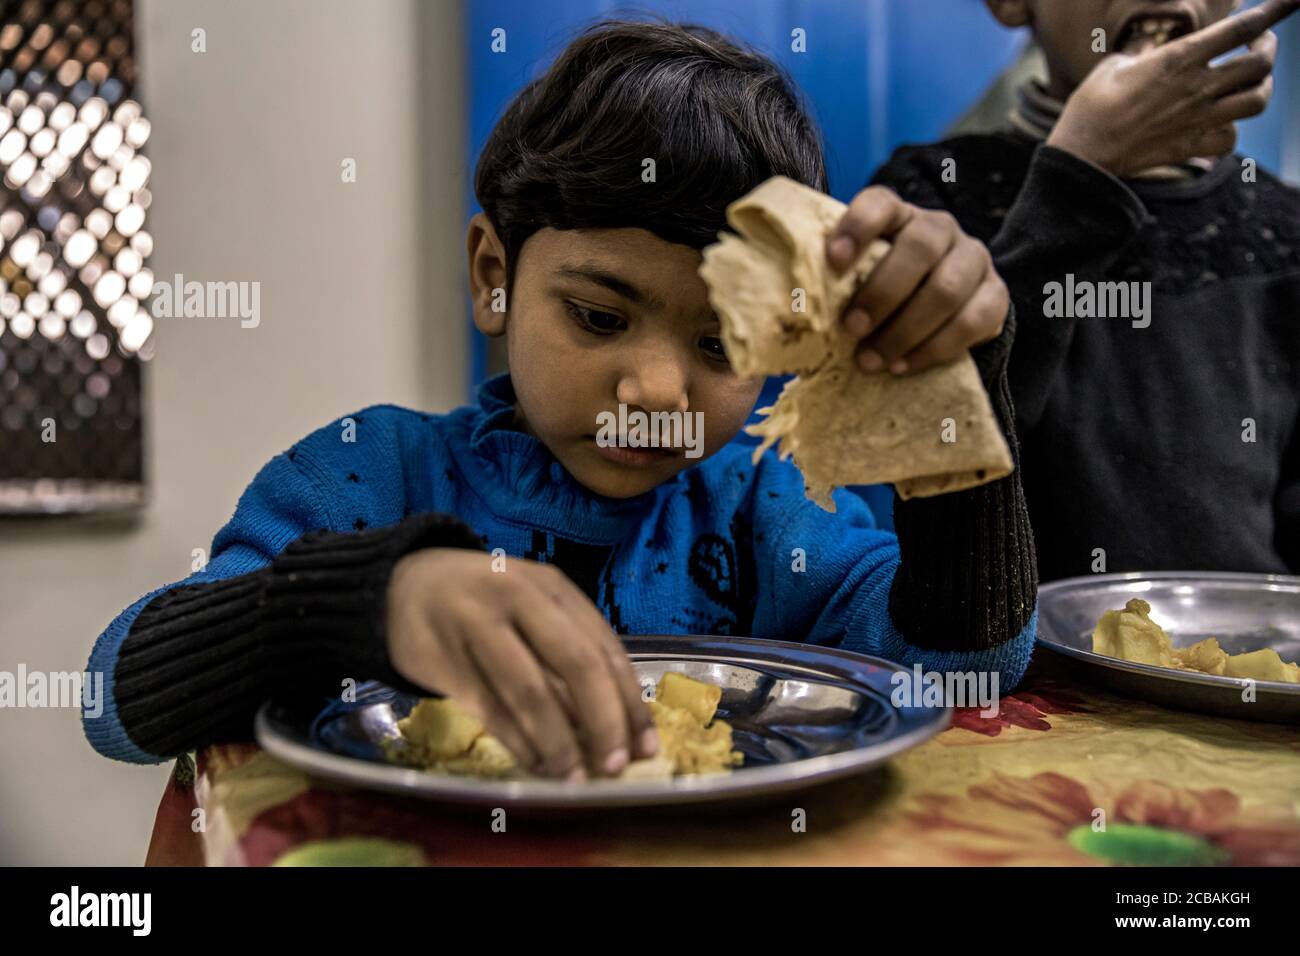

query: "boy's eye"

left=700, top=336, right=729, bottom=363
left=566, top=302, right=623, bottom=334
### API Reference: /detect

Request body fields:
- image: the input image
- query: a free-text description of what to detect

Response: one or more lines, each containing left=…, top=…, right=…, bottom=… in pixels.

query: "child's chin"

left=570, top=461, right=673, bottom=499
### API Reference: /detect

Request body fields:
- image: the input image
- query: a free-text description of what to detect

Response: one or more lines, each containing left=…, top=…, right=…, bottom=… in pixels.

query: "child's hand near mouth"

left=826, top=188, right=1010, bottom=375
left=1047, top=0, right=1299, bottom=177
left=385, top=548, right=657, bottom=780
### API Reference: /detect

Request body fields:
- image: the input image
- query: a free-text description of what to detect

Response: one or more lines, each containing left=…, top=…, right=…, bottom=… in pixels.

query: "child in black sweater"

left=863, top=0, right=1300, bottom=580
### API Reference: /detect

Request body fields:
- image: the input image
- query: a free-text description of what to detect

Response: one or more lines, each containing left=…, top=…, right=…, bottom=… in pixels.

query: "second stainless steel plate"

left=1037, top=571, right=1300, bottom=723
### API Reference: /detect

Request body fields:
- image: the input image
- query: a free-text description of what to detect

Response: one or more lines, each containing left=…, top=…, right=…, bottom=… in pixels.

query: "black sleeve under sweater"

left=111, top=511, right=486, bottom=759
left=886, top=303, right=1038, bottom=653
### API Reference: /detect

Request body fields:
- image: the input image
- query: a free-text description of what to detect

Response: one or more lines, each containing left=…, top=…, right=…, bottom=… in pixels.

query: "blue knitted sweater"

left=84, top=371, right=1037, bottom=763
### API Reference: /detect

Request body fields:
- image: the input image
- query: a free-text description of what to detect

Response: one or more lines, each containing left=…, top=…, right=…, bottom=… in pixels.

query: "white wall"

left=0, top=0, right=467, bottom=865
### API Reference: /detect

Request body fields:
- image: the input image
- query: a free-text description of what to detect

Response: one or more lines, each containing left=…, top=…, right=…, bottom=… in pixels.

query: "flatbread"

left=699, top=176, right=1013, bottom=511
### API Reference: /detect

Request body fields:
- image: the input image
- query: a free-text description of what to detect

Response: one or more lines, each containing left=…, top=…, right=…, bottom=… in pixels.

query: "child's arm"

left=86, top=407, right=655, bottom=776
left=747, top=310, right=1037, bottom=689
left=884, top=303, right=1037, bottom=678
left=83, top=438, right=486, bottom=764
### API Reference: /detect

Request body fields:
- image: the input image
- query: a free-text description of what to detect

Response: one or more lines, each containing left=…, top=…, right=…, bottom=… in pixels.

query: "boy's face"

left=991, top=0, right=1241, bottom=96
left=469, top=218, right=764, bottom=499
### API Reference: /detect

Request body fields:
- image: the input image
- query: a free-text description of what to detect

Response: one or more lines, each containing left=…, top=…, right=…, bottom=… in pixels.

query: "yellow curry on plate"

left=1092, top=598, right=1300, bottom=683
left=385, top=672, right=744, bottom=780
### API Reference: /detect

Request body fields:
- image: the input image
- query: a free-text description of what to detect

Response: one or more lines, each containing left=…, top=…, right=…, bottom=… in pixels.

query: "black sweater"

left=874, top=136, right=1300, bottom=581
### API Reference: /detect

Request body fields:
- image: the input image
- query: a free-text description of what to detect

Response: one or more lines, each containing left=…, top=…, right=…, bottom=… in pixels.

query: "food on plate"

left=1091, top=598, right=1178, bottom=668
left=654, top=670, right=722, bottom=725
left=397, top=696, right=483, bottom=761
left=1222, top=648, right=1300, bottom=684
left=698, top=175, right=1012, bottom=510
left=1091, top=598, right=1300, bottom=683
left=1174, top=637, right=1228, bottom=676
left=647, top=671, right=743, bottom=774
left=386, top=672, right=743, bottom=779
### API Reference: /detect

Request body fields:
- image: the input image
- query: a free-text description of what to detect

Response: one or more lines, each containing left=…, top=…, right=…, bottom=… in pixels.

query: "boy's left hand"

left=826, top=186, right=1008, bottom=374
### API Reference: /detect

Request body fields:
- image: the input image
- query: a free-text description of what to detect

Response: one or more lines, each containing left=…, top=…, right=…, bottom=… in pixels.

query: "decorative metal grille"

left=0, top=0, right=149, bottom=514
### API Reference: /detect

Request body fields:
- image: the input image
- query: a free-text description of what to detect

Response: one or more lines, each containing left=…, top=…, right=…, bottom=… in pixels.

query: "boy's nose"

left=616, top=365, right=690, bottom=415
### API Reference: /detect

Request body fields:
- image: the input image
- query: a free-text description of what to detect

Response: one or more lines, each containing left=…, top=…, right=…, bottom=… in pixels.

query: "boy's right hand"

left=1048, top=0, right=1300, bottom=177
left=385, top=547, right=658, bottom=779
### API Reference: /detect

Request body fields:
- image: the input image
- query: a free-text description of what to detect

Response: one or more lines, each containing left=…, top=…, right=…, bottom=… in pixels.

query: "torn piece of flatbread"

left=699, top=176, right=1012, bottom=511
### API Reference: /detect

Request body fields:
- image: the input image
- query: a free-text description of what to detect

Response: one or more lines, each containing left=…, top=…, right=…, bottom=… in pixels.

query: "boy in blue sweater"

left=83, top=21, right=1038, bottom=781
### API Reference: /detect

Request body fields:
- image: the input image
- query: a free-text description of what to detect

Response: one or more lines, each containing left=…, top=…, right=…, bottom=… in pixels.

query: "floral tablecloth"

left=145, top=654, right=1300, bottom=866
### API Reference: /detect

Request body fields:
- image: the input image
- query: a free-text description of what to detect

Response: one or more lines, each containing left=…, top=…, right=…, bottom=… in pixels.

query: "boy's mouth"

left=585, top=434, right=679, bottom=468
left=1117, top=10, right=1196, bottom=52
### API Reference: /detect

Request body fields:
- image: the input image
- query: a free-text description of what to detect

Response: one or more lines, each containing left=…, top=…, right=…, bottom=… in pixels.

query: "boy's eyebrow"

left=556, top=265, right=666, bottom=310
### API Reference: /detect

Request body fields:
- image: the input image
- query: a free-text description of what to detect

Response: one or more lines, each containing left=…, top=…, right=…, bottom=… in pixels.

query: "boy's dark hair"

left=474, top=18, right=827, bottom=281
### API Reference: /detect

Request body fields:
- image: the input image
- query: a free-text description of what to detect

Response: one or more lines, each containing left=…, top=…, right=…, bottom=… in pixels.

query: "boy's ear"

left=467, top=212, right=509, bottom=336
left=984, top=0, right=1031, bottom=28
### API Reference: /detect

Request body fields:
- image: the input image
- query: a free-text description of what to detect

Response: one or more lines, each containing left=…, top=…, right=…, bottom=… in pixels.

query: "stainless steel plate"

left=1037, top=572, right=1300, bottom=723
left=255, top=636, right=950, bottom=809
